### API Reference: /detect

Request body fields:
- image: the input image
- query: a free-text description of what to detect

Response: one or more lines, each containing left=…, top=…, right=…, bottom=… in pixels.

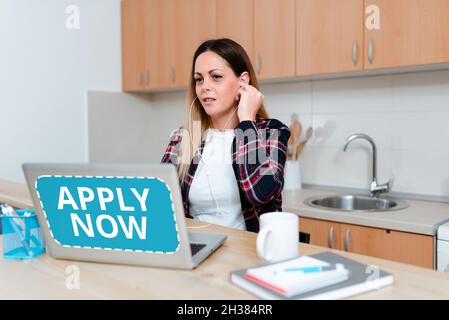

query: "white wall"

left=108, top=69, right=449, bottom=198
left=87, top=90, right=185, bottom=164
left=88, top=91, right=155, bottom=163
left=261, top=70, right=449, bottom=197
left=0, top=0, right=121, bottom=182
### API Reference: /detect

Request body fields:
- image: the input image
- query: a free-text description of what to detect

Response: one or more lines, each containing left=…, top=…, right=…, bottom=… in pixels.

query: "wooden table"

left=1, top=178, right=449, bottom=299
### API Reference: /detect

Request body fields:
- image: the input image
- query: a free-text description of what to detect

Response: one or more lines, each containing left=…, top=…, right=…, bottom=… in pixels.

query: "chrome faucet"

left=343, top=133, right=392, bottom=197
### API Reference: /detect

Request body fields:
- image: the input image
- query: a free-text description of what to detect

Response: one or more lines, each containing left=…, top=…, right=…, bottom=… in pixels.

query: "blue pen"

left=283, top=266, right=337, bottom=273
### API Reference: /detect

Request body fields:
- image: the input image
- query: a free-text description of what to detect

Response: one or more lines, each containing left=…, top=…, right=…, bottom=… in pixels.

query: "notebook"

left=230, top=251, right=394, bottom=300
left=244, top=256, right=349, bottom=298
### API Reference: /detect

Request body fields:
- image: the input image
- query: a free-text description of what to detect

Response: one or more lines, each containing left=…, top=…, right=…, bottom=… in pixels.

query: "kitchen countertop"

left=282, top=188, right=449, bottom=236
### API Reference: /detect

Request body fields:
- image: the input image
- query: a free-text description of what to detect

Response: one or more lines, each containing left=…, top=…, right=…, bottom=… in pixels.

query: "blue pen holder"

left=1, top=209, right=45, bottom=259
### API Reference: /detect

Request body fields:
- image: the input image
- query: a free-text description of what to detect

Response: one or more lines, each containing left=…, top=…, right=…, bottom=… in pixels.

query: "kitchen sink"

left=304, top=194, right=409, bottom=212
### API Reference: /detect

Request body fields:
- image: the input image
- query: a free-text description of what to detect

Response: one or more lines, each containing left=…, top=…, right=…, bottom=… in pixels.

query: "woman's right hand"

left=236, top=84, right=264, bottom=122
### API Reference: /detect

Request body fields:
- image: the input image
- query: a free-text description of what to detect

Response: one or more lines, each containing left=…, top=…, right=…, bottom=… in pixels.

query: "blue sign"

left=35, top=175, right=180, bottom=253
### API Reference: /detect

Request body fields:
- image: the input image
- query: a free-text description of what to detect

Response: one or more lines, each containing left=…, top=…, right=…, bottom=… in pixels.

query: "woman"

left=161, top=38, right=290, bottom=233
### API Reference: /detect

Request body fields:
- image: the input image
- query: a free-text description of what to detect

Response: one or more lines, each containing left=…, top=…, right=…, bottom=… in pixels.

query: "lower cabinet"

left=299, top=217, right=434, bottom=269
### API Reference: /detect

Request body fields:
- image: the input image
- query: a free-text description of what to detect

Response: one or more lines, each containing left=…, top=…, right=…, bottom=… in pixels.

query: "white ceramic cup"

left=256, top=212, right=299, bottom=262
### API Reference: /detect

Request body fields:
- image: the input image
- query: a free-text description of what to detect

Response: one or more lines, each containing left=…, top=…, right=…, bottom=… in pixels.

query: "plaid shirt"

left=161, top=115, right=291, bottom=232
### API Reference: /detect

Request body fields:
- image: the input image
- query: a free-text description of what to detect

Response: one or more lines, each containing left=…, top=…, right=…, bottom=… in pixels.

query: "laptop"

left=22, top=163, right=227, bottom=269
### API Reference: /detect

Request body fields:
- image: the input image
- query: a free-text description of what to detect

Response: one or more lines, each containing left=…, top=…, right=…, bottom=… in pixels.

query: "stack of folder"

left=230, top=252, right=394, bottom=300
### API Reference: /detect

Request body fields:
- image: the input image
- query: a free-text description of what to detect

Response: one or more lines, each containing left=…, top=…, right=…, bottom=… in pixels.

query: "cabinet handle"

left=170, top=66, right=176, bottom=83
left=144, top=70, right=150, bottom=85
left=169, top=66, right=176, bottom=83
left=137, top=71, right=143, bottom=86
left=344, top=229, right=350, bottom=252
left=328, top=226, right=334, bottom=249
left=352, top=41, right=358, bottom=66
left=256, top=54, right=261, bottom=75
left=367, top=39, right=374, bottom=64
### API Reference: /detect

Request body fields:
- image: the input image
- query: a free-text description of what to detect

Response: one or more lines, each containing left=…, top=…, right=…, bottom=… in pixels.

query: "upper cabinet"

left=144, top=0, right=171, bottom=89
left=216, top=0, right=255, bottom=67
left=121, top=0, right=449, bottom=92
left=121, top=0, right=146, bottom=91
left=217, top=0, right=295, bottom=80
left=122, top=0, right=171, bottom=91
left=121, top=0, right=215, bottom=91
left=255, top=0, right=296, bottom=79
left=170, top=0, right=216, bottom=88
left=364, top=0, right=449, bottom=69
left=296, top=0, right=364, bottom=75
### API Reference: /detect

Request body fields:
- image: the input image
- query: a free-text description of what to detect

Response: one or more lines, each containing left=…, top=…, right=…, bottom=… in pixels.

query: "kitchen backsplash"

left=88, top=69, right=449, bottom=198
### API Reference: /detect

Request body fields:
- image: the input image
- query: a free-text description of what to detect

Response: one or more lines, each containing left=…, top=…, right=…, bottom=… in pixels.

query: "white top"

left=188, top=129, right=246, bottom=230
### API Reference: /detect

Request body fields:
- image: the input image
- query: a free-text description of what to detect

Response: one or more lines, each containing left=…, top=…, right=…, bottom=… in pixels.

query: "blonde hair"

left=178, top=38, right=269, bottom=183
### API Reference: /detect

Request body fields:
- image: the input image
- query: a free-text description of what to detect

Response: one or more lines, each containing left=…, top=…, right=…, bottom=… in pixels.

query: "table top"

left=1, top=218, right=449, bottom=299
left=1, top=178, right=449, bottom=299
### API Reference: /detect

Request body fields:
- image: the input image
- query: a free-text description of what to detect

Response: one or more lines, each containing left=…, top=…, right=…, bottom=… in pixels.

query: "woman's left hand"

left=236, top=84, right=264, bottom=122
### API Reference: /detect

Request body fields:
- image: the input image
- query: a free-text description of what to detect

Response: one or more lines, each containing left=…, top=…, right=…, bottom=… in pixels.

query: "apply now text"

left=58, top=186, right=150, bottom=240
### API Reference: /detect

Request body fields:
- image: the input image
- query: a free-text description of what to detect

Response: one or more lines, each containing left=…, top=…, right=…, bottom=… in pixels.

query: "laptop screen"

left=35, top=175, right=180, bottom=254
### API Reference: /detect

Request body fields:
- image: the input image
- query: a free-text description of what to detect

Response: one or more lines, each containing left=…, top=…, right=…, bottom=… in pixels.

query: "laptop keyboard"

left=190, top=243, right=207, bottom=256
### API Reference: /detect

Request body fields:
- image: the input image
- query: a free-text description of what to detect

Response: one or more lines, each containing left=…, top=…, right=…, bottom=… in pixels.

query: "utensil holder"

left=284, top=160, right=302, bottom=190
left=1, top=209, right=45, bottom=259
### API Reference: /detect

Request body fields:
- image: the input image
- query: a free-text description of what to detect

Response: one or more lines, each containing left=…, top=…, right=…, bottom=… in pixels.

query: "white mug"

left=256, top=212, right=299, bottom=262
